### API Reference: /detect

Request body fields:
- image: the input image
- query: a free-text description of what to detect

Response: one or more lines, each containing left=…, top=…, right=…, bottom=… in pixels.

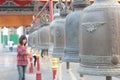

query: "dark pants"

left=33, top=56, right=36, bottom=66
left=41, top=49, right=48, bottom=58
left=41, top=50, right=44, bottom=58
left=17, top=65, right=27, bottom=80
left=9, top=47, right=13, bottom=52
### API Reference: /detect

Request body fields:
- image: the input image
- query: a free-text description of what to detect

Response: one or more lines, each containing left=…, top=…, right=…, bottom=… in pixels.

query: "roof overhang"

left=0, top=15, right=33, bottom=27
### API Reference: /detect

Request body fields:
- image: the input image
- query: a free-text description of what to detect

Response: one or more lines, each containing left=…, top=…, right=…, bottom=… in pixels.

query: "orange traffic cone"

left=29, top=57, right=34, bottom=73
left=36, top=55, right=42, bottom=80
left=36, top=71, right=42, bottom=80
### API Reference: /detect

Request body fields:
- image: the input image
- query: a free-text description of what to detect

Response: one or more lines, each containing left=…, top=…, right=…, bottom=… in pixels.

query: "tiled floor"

left=0, top=51, right=119, bottom=80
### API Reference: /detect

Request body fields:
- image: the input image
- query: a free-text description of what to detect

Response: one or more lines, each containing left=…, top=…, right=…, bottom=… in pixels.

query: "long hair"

left=19, top=35, right=27, bottom=46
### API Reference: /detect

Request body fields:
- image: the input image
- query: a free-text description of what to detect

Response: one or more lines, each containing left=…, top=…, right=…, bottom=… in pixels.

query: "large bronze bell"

left=49, top=23, right=55, bottom=46
left=50, top=18, right=66, bottom=58
left=48, top=24, right=54, bottom=56
left=32, top=31, right=37, bottom=48
left=28, top=33, right=32, bottom=47
left=63, top=0, right=89, bottom=62
left=34, top=30, right=39, bottom=49
left=38, top=26, right=50, bottom=49
left=49, top=2, right=67, bottom=58
left=79, top=0, right=120, bottom=76
left=28, top=32, right=35, bottom=48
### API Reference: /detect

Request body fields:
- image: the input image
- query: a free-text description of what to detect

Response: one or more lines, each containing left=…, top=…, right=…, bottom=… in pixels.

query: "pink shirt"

left=17, top=45, right=28, bottom=66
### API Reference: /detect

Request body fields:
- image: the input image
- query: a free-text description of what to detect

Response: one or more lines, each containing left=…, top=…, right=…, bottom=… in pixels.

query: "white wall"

left=17, top=26, right=24, bottom=37
left=3, top=27, right=8, bottom=35
left=0, top=28, right=2, bottom=52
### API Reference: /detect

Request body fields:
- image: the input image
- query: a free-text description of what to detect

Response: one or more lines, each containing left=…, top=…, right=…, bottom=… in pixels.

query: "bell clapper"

left=66, top=62, right=70, bottom=70
left=58, top=57, right=63, bottom=80
left=66, top=62, right=77, bottom=80
left=79, top=74, right=85, bottom=80
left=106, top=76, right=112, bottom=80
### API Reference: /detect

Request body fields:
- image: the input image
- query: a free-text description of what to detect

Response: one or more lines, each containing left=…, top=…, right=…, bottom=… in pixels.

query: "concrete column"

left=23, top=26, right=26, bottom=35
left=17, top=26, right=24, bottom=37
left=0, top=28, right=3, bottom=52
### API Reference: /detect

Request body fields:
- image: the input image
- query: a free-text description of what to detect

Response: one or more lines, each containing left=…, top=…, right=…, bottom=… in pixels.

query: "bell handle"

left=106, top=76, right=112, bottom=80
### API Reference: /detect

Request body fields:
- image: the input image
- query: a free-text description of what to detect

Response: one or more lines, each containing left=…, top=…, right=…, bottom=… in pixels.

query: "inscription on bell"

left=82, top=22, right=105, bottom=32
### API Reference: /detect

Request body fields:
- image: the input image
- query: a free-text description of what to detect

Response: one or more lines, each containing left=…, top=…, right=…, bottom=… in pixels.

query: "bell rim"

left=79, top=65, right=120, bottom=76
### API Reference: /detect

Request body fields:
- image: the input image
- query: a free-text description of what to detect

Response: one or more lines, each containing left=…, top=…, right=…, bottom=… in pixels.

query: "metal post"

left=66, top=62, right=70, bottom=69
left=49, top=0, right=54, bottom=21
left=80, top=74, right=83, bottom=77
left=79, top=74, right=85, bottom=80
left=65, top=0, right=68, bottom=10
left=106, top=76, right=112, bottom=80
left=49, top=1, right=58, bottom=80
left=31, top=1, right=49, bottom=25
left=29, top=48, right=34, bottom=73
left=36, top=50, right=42, bottom=80
left=59, top=59, right=62, bottom=80
left=52, top=58, right=58, bottom=80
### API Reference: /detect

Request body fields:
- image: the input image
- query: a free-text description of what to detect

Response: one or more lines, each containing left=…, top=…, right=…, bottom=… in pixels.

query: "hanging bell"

left=48, top=24, right=54, bottom=56
left=28, top=32, right=35, bottom=48
left=34, top=30, right=39, bottom=49
left=49, top=22, right=55, bottom=47
left=50, top=1, right=68, bottom=58
left=38, top=26, right=50, bottom=50
left=50, top=18, right=66, bottom=58
left=63, top=0, right=89, bottom=63
left=28, top=33, right=32, bottom=47
left=79, top=0, right=120, bottom=76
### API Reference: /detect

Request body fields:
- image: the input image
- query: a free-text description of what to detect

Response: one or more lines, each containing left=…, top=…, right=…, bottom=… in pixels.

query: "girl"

left=17, top=35, right=28, bottom=80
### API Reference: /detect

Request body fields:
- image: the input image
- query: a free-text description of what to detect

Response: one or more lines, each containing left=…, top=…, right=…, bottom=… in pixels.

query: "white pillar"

left=17, top=26, right=24, bottom=37
left=0, top=28, right=3, bottom=52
